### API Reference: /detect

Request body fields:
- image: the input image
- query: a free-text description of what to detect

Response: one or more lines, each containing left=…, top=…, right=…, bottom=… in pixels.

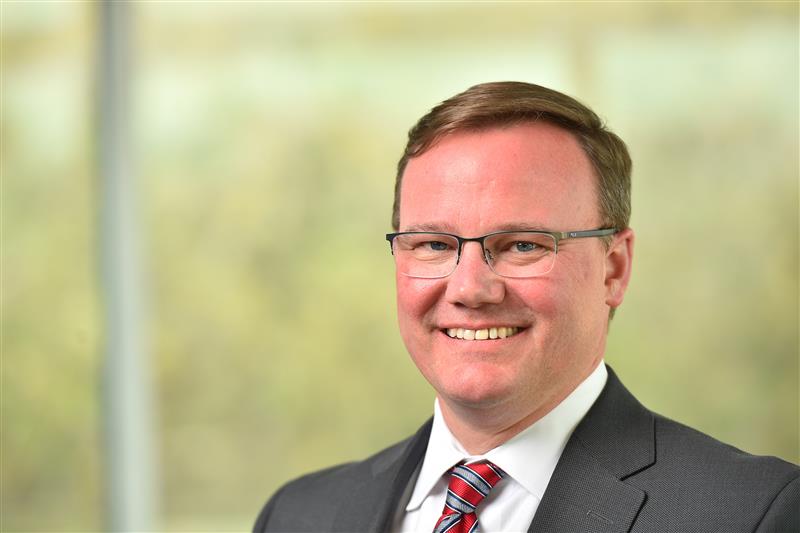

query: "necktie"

left=433, top=460, right=506, bottom=533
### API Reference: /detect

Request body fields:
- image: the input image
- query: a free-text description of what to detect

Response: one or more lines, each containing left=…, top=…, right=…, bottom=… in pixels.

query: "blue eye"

left=428, top=241, right=449, bottom=251
left=514, top=242, right=537, bottom=252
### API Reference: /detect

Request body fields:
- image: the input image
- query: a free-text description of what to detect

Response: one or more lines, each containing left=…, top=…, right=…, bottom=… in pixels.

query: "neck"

left=438, top=359, right=602, bottom=455
left=438, top=401, right=551, bottom=455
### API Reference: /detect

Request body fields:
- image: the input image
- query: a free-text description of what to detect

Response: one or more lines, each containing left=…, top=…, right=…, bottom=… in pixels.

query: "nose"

left=444, top=241, right=506, bottom=308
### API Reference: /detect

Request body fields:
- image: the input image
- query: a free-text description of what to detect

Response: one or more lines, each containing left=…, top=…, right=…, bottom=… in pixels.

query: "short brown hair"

left=392, top=81, right=632, bottom=233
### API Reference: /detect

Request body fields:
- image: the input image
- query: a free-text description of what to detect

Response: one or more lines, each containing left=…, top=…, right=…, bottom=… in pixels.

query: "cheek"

left=533, top=257, right=608, bottom=347
left=510, top=268, right=597, bottom=340
left=511, top=279, right=560, bottom=317
left=555, top=252, right=607, bottom=301
left=396, top=275, right=444, bottom=335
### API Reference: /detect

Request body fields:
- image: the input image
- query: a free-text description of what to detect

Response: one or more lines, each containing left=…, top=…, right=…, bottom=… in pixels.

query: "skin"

left=396, top=123, right=634, bottom=454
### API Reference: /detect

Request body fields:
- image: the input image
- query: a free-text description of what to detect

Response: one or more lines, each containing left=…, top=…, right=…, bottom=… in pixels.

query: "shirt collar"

left=406, top=361, right=608, bottom=510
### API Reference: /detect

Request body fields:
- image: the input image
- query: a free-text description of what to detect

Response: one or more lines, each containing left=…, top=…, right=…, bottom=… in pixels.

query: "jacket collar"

left=528, top=366, right=655, bottom=532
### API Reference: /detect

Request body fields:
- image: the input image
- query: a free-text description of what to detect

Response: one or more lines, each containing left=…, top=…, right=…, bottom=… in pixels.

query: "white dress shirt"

left=393, top=362, right=608, bottom=533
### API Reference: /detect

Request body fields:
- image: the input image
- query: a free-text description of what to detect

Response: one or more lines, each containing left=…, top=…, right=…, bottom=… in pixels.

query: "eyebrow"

left=402, top=223, right=458, bottom=233
left=400, top=222, right=551, bottom=233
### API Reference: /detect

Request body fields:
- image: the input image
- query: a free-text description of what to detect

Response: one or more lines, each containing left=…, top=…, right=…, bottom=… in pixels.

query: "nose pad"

left=482, top=246, right=495, bottom=267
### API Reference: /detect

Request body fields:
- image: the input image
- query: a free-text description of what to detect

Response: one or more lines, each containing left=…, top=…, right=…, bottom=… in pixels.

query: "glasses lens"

left=392, top=233, right=459, bottom=278
left=484, top=232, right=557, bottom=278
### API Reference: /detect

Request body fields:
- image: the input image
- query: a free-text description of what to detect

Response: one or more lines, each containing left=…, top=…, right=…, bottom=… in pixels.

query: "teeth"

left=444, top=327, right=519, bottom=341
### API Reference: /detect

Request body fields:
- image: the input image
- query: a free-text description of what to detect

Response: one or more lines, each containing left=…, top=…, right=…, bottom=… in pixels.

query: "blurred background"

left=2, top=2, right=798, bottom=531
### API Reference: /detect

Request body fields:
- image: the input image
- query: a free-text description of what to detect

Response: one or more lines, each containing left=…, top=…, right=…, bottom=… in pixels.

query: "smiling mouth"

left=443, top=327, right=521, bottom=341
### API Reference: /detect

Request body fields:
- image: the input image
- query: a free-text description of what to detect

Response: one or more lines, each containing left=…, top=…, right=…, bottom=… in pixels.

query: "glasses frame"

left=385, top=228, right=618, bottom=279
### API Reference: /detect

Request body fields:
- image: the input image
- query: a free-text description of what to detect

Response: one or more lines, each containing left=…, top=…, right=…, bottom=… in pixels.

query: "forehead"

left=399, top=123, right=600, bottom=233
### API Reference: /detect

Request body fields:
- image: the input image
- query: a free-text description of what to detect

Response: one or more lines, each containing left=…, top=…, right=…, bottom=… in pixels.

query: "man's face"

left=396, top=123, right=631, bottom=423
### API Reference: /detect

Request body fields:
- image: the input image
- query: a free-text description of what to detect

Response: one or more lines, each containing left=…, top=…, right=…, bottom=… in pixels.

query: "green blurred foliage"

left=2, top=2, right=797, bottom=531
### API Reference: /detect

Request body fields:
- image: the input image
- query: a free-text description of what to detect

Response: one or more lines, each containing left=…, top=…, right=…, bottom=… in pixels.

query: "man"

left=254, top=82, right=799, bottom=532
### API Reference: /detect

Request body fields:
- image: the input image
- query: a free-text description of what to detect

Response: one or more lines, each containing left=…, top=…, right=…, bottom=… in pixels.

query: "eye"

left=513, top=241, right=538, bottom=253
left=427, top=241, right=450, bottom=251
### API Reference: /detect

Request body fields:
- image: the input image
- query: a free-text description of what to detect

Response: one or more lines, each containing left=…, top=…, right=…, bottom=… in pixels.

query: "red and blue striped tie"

left=433, top=460, right=506, bottom=533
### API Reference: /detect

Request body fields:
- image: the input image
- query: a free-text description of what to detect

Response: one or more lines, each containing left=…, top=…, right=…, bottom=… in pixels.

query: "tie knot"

left=434, top=460, right=506, bottom=533
left=450, top=461, right=505, bottom=504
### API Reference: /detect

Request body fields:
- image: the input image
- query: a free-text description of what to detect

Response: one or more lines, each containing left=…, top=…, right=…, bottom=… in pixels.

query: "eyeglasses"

left=385, top=228, right=618, bottom=279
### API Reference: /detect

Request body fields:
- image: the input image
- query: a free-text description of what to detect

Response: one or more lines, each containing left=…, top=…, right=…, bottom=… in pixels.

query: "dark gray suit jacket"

left=254, top=369, right=799, bottom=532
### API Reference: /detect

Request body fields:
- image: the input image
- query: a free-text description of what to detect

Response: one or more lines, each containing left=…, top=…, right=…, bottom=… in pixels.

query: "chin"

left=438, top=373, right=515, bottom=410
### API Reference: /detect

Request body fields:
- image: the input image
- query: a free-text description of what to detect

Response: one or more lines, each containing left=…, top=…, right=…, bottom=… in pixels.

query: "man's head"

left=392, top=81, right=631, bottom=235
left=390, top=82, right=635, bottom=435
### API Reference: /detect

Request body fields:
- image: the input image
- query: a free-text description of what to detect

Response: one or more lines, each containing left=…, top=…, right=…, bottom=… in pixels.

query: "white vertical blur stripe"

left=98, top=1, right=157, bottom=531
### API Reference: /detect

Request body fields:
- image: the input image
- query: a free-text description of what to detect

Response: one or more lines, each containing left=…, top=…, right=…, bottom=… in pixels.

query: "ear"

left=605, top=228, right=634, bottom=310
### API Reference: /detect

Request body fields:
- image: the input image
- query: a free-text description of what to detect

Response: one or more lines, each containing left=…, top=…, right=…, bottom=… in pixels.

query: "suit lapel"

left=331, top=419, right=432, bottom=532
left=529, top=367, right=655, bottom=533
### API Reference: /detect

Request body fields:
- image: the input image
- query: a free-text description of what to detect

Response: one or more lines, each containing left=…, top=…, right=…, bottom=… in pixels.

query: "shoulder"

left=253, top=429, right=425, bottom=532
left=652, top=411, right=797, bottom=476
left=648, top=411, right=798, bottom=486
left=593, top=367, right=797, bottom=484
left=635, top=412, right=799, bottom=531
left=579, top=368, right=799, bottom=531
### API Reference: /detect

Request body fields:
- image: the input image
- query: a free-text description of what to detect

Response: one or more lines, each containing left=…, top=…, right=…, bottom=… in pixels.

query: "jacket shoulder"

left=651, top=411, right=798, bottom=478
left=578, top=369, right=798, bottom=531
left=253, top=432, right=420, bottom=532
left=631, top=412, right=799, bottom=532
